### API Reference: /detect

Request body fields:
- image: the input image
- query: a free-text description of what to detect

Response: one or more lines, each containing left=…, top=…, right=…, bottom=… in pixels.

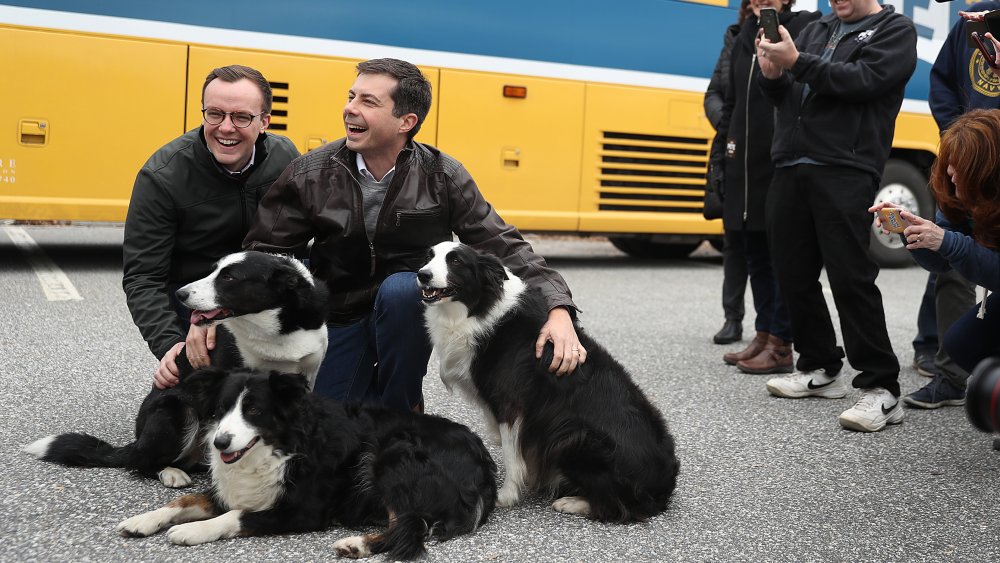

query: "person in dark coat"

left=705, top=0, right=751, bottom=346
left=714, top=0, right=819, bottom=373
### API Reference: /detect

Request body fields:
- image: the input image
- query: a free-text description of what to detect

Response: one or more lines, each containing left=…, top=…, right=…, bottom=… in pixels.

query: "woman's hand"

left=900, top=210, right=945, bottom=252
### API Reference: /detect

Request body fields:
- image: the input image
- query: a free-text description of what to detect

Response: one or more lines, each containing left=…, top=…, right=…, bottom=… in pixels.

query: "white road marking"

left=3, top=226, right=82, bottom=301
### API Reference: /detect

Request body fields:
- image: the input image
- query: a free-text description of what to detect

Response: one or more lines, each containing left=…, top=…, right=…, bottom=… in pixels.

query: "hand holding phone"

left=759, top=8, right=781, bottom=43
left=972, top=31, right=1000, bottom=69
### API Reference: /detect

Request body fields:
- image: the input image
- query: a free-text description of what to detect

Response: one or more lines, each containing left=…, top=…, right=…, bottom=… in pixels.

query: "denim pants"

left=313, top=272, right=432, bottom=411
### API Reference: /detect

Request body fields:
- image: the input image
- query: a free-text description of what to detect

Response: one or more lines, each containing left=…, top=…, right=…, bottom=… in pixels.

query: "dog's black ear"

left=268, top=371, right=309, bottom=404
left=270, top=262, right=306, bottom=292
left=477, top=253, right=508, bottom=289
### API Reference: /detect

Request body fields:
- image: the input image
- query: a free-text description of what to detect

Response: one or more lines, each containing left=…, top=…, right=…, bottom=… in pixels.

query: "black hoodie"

left=758, top=5, right=917, bottom=179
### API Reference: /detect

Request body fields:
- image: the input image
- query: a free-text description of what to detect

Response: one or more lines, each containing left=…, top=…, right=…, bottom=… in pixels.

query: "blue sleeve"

left=936, top=230, right=1000, bottom=291
left=928, top=16, right=965, bottom=131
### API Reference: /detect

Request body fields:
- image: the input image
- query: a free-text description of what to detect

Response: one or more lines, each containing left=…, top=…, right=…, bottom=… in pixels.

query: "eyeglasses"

left=201, top=108, right=263, bottom=128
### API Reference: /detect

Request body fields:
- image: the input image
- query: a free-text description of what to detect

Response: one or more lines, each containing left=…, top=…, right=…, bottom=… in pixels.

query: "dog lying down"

left=116, top=368, right=497, bottom=560
left=24, top=251, right=329, bottom=488
left=418, top=241, right=680, bottom=522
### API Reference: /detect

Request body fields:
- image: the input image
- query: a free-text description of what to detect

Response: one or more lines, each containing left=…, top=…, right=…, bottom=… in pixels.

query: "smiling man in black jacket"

left=123, top=65, right=299, bottom=390
left=753, top=0, right=917, bottom=432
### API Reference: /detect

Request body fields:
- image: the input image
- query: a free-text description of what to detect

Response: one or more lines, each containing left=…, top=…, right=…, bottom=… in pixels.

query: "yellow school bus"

left=0, top=0, right=950, bottom=265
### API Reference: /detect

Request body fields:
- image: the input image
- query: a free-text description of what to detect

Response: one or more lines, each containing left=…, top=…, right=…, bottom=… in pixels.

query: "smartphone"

left=968, top=21, right=989, bottom=48
left=878, top=208, right=909, bottom=234
left=972, top=31, right=999, bottom=69
left=759, top=7, right=781, bottom=43
left=986, top=9, right=1000, bottom=36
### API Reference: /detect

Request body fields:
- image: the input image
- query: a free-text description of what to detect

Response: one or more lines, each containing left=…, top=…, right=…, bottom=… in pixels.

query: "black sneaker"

left=903, top=374, right=966, bottom=409
left=912, top=352, right=938, bottom=378
left=713, top=319, right=742, bottom=345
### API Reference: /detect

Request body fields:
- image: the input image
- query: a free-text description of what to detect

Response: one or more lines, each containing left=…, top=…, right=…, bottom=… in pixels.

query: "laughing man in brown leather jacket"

left=244, top=58, right=586, bottom=411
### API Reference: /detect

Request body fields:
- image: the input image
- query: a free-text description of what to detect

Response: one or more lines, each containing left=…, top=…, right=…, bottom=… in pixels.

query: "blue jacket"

left=929, top=0, right=1000, bottom=132
left=910, top=211, right=1000, bottom=292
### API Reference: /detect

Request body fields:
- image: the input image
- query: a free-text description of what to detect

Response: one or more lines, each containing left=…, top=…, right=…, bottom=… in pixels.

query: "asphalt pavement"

left=1, top=225, right=998, bottom=563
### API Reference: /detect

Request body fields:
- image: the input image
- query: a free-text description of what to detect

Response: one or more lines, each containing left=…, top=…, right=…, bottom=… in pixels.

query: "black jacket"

left=759, top=5, right=917, bottom=178
left=716, top=9, right=820, bottom=231
left=244, top=139, right=576, bottom=325
left=123, top=127, right=300, bottom=359
left=704, top=23, right=740, bottom=131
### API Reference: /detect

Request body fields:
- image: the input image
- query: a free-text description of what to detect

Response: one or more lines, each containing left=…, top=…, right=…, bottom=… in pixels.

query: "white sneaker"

left=766, top=370, right=848, bottom=399
left=838, top=387, right=904, bottom=432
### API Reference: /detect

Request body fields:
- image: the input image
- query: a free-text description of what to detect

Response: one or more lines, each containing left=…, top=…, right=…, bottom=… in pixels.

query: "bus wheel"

left=608, top=237, right=700, bottom=259
left=869, top=159, right=931, bottom=269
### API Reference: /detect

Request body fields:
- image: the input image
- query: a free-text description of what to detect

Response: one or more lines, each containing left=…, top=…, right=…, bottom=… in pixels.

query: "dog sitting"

left=417, top=241, right=679, bottom=522
left=116, top=368, right=497, bottom=560
left=24, top=251, right=328, bottom=488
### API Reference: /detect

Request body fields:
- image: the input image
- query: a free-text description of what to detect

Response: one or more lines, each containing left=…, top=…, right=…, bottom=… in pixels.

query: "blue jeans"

left=313, top=272, right=432, bottom=411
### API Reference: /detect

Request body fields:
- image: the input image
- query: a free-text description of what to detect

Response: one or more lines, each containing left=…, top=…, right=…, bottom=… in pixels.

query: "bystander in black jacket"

left=759, top=5, right=917, bottom=179
left=716, top=8, right=819, bottom=232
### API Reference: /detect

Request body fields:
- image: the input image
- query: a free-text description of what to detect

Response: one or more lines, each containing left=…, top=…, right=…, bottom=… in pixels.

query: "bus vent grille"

left=597, top=131, right=711, bottom=213
left=268, top=81, right=289, bottom=131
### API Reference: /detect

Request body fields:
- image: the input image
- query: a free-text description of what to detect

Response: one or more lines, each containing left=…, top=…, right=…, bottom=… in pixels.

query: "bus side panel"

left=186, top=47, right=439, bottom=153
left=436, top=70, right=584, bottom=232
left=892, top=112, right=939, bottom=154
left=580, top=82, right=722, bottom=236
left=0, top=26, right=186, bottom=222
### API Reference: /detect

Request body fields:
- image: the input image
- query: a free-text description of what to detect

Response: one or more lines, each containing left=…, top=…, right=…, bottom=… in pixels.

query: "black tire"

left=869, top=159, right=932, bottom=268
left=608, top=237, right=700, bottom=259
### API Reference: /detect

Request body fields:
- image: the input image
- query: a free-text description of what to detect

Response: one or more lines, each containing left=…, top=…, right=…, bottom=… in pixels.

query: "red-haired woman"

left=871, top=108, right=1000, bottom=408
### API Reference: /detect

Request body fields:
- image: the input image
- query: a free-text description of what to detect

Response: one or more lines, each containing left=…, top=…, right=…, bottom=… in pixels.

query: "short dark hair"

left=201, top=65, right=272, bottom=114
left=356, top=58, right=432, bottom=140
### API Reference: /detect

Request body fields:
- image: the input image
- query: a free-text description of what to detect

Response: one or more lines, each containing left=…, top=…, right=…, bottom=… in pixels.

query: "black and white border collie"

left=417, top=241, right=679, bottom=522
left=24, top=251, right=329, bottom=488
left=116, top=369, right=497, bottom=560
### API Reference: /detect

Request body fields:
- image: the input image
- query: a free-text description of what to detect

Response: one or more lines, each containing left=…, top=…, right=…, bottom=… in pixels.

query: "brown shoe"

left=736, top=335, right=793, bottom=374
left=723, top=331, right=769, bottom=366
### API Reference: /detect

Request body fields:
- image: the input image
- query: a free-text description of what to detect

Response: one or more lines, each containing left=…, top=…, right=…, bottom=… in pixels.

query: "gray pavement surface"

left=1, top=225, right=999, bottom=562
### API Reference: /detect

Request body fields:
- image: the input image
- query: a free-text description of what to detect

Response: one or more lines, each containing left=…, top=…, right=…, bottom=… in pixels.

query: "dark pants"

left=944, top=290, right=1000, bottom=375
left=313, top=272, right=432, bottom=411
left=912, top=273, right=938, bottom=356
left=721, top=231, right=748, bottom=322
left=933, top=269, right=977, bottom=386
left=767, top=164, right=900, bottom=395
left=726, top=229, right=792, bottom=340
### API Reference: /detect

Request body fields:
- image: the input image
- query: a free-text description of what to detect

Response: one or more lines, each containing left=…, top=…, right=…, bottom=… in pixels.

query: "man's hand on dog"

left=153, top=325, right=216, bottom=389
left=185, top=324, right=216, bottom=369
left=536, top=307, right=587, bottom=376
left=154, top=342, right=185, bottom=389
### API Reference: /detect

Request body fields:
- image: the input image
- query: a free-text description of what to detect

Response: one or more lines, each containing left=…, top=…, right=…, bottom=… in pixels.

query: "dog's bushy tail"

left=369, top=513, right=429, bottom=561
left=23, top=433, right=141, bottom=469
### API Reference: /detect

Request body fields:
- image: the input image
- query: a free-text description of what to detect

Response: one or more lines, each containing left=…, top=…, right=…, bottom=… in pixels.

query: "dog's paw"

left=117, top=511, right=169, bottom=537
left=166, top=521, right=219, bottom=546
left=166, top=511, right=241, bottom=545
left=552, top=496, right=592, bottom=516
left=496, top=483, right=523, bottom=508
left=333, top=535, right=371, bottom=558
left=158, top=467, right=192, bottom=488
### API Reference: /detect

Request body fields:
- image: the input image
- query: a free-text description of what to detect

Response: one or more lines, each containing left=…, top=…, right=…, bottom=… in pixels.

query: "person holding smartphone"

left=712, top=0, right=818, bottom=374
left=872, top=110, right=1000, bottom=398
left=754, top=0, right=917, bottom=433
left=704, top=0, right=751, bottom=346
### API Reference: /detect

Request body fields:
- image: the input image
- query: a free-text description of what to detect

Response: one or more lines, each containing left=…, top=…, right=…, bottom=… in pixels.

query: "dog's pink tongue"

left=219, top=450, right=238, bottom=463
left=190, top=308, right=225, bottom=325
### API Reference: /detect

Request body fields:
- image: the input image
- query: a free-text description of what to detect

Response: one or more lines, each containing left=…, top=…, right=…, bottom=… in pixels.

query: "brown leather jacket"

left=244, top=139, right=576, bottom=325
